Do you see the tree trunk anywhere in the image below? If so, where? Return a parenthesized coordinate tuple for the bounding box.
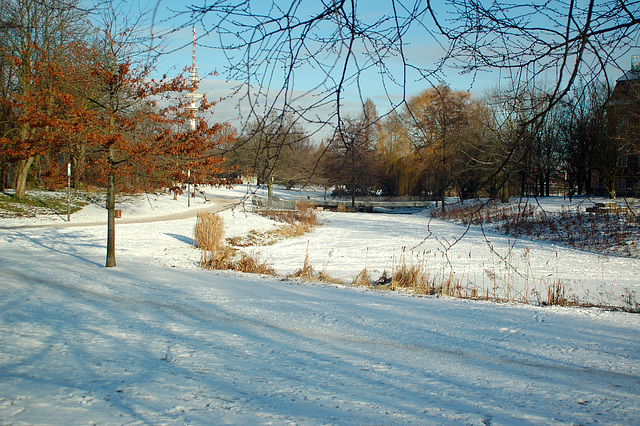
(501, 177, 509, 203)
(105, 148, 116, 267)
(14, 157, 35, 199)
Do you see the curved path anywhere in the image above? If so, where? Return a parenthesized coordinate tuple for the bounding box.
(0, 197, 238, 230)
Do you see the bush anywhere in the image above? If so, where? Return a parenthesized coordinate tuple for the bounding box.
(196, 212, 276, 275)
(352, 267, 372, 287)
(194, 212, 225, 252)
(433, 200, 639, 258)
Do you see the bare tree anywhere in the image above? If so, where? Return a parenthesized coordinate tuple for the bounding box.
(229, 112, 314, 194)
(149, 1, 638, 198)
(322, 102, 383, 207)
(157, 1, 638, 126)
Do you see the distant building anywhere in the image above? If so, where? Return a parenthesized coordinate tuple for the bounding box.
(606, 56, 640, 196)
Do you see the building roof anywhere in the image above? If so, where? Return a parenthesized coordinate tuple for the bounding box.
(617, 55, 640, 82)
(617, 69, 640, 82)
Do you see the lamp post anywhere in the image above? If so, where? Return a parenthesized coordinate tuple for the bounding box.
(67, 162, 71, 222)
(187, 169, 191, 208)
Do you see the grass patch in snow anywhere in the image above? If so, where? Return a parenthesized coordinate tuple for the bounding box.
(227, 203, 321, 247)
(0, 191, 89, 218)
(195, 212, 276, 275)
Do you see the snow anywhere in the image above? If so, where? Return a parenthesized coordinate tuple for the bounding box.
(1, 185, 639, 424)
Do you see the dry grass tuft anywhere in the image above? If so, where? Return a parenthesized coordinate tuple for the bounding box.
(195, 212, 231, 267)
(353, 267, 373, 287)
(290, 250, 315, 281)
(621, 289, 640, 313)
(390, 262, 426, 290)
(196, 212, 277, 275)
(234, 252, 277, 275)
(317, 271, 346, 285)
(546, 280, 567, 306)
(195, 212, 225, 252)
(231, 206, 321, 247)
(288, 246, 345, 284)
(438, 273, 463, 298)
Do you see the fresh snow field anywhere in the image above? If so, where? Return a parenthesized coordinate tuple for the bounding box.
(1, 185, 639, 424)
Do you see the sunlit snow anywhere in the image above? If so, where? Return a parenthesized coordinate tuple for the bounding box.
(1, 185, 638, 424)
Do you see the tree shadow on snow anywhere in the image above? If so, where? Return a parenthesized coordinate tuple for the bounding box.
(164, 233, 195, 246)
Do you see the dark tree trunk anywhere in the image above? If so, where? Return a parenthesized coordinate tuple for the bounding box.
(105, 147, 116, 267)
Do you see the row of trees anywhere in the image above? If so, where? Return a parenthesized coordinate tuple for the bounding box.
(184, 0, 639, 205)
(229, 79, 629, 204)
(0, 0, 235, 266)
(1, 0, 637, 266)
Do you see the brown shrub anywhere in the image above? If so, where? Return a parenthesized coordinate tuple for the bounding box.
(194, 212, 225, 252)
(289, 250, 314, 280)
(353, 267, 372, 287)
(234, 252, 277, 275)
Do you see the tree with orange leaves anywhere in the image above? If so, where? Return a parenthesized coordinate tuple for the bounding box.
(0, 0, 87, 198)
(84, 15, 235, 267)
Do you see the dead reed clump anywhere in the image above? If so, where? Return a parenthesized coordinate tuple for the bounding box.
(378, 258, 437, 295)
(234, 252, 277, 275)
(194, 212, 224, 252)
(621, 289, 640, 313)
(289, 250, 315, 281)
(195, 212, 234, 267)
(353, 267, 373, 287)
(391, 262, 425, 290)
(438, 273, 464, 298)
(316, 270, 346, 285)
(546, 280, 567, 306)
(195, 212, 277, 275)
(288, 247, 345, 284)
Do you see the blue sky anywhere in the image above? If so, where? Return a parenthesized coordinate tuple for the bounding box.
(83, 1, 639, 141)
(137, 0, 636, 141)
(142, 1, 504, 139)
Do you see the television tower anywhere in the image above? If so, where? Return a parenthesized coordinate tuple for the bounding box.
(185, 25, 203, 131)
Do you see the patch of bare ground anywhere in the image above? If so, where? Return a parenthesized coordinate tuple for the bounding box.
(226, 201, 320, 247)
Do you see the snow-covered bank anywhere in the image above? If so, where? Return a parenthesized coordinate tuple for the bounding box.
(1, 240, 639, 424)
(1, 186, 639, 424)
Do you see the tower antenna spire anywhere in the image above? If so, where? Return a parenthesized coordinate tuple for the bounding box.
(192, 25, 197, 71)
(186, 25, 203, 131)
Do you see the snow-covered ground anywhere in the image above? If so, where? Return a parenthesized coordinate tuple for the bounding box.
(1, 185, 639, 424)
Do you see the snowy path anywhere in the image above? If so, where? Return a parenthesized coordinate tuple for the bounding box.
(0, 197, 235, 229)
(1, 188, 639, 424)
(1, 247, 639, 425)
